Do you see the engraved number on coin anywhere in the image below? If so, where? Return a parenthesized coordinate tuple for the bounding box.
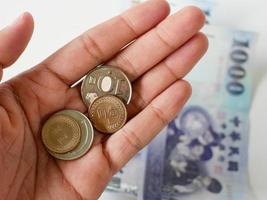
(99, 76, 112, 92)
(97, 107, 116, 124)
(87, 73, 126, 95)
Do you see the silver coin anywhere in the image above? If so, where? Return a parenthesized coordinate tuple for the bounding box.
(47, 110, 94, 160)
(81, 66, 132, 106)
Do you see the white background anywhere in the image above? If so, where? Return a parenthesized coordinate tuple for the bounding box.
(0, 0, 266, 199)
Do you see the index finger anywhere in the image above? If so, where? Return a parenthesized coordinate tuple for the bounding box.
(37, 0, 170, 85)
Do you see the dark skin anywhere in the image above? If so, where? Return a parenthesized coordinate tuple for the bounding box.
(0, 1, 208, 199)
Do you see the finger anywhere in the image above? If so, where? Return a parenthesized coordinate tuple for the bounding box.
(105, 80, 192, 173)
(37, 0, 170, 85)
(0, 12, 34, 81)
(108, 6, 205, 81)
(65, 33, 207, 116)
(128, 33, 208, 117)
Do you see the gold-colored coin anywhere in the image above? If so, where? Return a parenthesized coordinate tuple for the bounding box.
(81, 66, 132, 107)
(89, 95, 127, 134)
(42, 114, 81, 154)
(47, 110, 94, 160)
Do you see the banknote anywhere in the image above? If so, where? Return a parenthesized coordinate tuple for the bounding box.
(100, 150, 146, 200)
(100, 24, 257, 200)
(142, 25, 257, 200)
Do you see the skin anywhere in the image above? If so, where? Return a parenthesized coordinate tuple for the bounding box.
(0, 1, 208, 200)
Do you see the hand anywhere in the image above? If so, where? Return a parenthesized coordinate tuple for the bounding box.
(0, 1, 208, 199)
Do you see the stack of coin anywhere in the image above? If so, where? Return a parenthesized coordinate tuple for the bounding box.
(81, 66, 132, 134)
(41, 66, 131, 160)
(42, 110, 94, 160)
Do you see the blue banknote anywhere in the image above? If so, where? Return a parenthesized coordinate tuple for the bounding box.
(142, 25, 257, 200)
(100, 150, 146, 200)
(101, 2, 258, 200)
(100, 24, 257, 200)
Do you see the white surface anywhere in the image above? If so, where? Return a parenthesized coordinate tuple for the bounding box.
(250, 77, 267, 200)
(0, 0, 122, 81)
(0, 0, 267, 199)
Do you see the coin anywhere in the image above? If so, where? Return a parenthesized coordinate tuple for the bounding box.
(42, 114, 81, 154)
(45, 110, 94, 160)
(88, 95, 127, 134)
(81, 66, 132, 106)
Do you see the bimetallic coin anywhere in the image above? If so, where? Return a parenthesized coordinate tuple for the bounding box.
(42, 114, 81, 154)
(89, 95, 127, 134)
(81, 66, 132, 106)
(45, 110, 94, 160)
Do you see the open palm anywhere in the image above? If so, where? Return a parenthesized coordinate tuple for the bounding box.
(0, 1, 208, 200)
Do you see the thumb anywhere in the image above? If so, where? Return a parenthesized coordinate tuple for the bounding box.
(0, 12, 34, 81)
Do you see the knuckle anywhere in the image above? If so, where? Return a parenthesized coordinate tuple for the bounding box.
(111, 53, 138, 80)
(120, 126, 144, 152)
(80, 33, 105, 63)
(163, 60, 181, 80)
(119, 15, 139, 37)
(155, 25, 176, 50)
(150, 104, 169, 125)
(128, 87, 149, 117)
